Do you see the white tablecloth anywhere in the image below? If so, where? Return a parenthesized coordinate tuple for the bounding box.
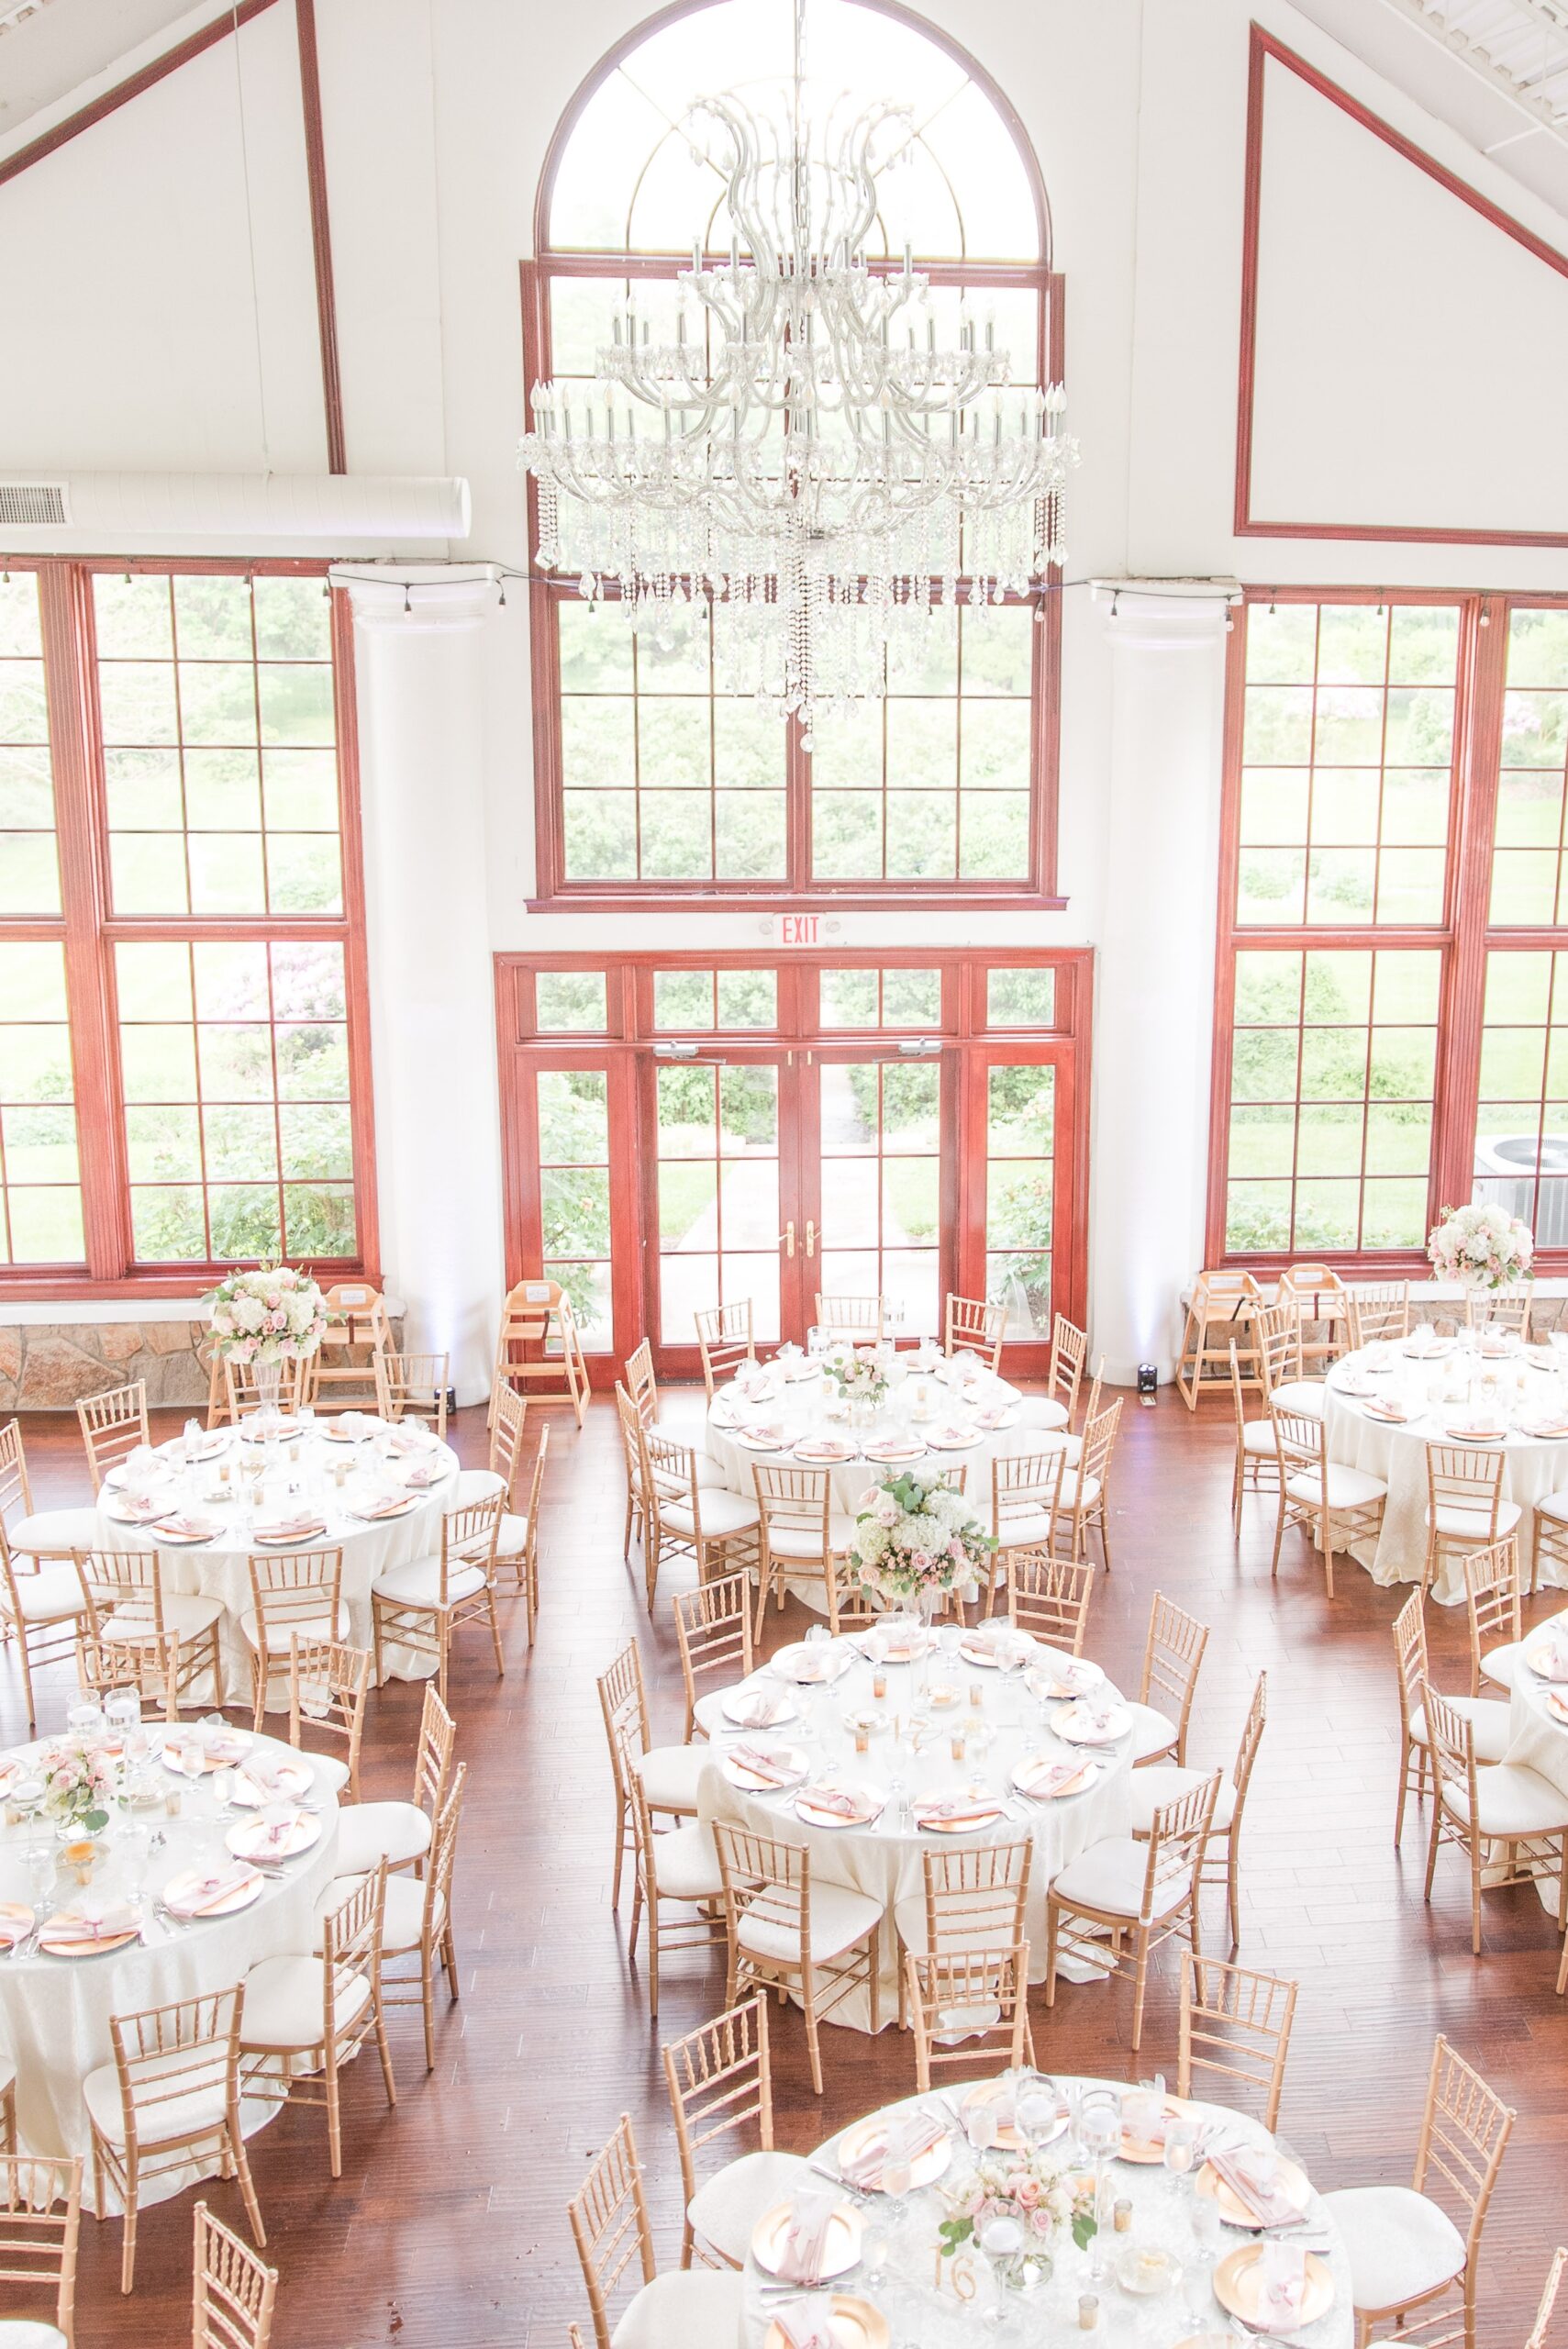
(740, 2078, 1353, 2347)
(94, 1419, 458, 1699)
(695, 1629, 1133, 2030)
(1322, 1341, 1568, 1602)
(0, 1728, 339, 2206)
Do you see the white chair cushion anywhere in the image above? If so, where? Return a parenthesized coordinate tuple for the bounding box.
(1427, 1500, 1522, 1541)
(738, 1878, 882, 1967)
(688, 2148, 812, 2266)
(83, 2054, 229, 2148)
(1127, 1702, 1178, 1765)
(494, 1513, 530, 1559)
(1015, 1398, 1069, 1432)
(1479, 1639, 1524, 1693)
(377, 1871, 443, 1955)
(371, 1555, 487, 1609)
(1240, 1421, 1276, 1458)
(632, 1743, 707, 1815)
(662, 1492, 759, 1541)
(1447, 1761, 1568, 1838)
(1129, 1767, 1237, 1838)
(2, 1564, 88, 1626)
(239, 1954, 371, 2049)
(1284, 1464, 1387, 1510)
(1538, 1487, 1568, 1525)
(1408, 1695, 1511, 1765)
(1318, 2184, 1465, 2314)
(239, 1601, 350, 1654)
(610, 2267, 746, 2349)
(651, 1822, 723, 1903)
(7, 1509, 110, 1558)
(453, 1469, 505, 1508)
(1058, 1472, 1101, 1511)
(0, 2322, 68, 2345)
(995, 1510, 1059, 1552)
(1051, 1833, 1188, 1920)
(765, 1514, 858, 1560)
(1271, 1379, 1326, 1418)
(336, 1798, 431, 1873)
(103, 1589, 224, 1643)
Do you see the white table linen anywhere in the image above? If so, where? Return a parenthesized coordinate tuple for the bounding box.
(1322, 1341, 1568, 1601)
(0, 1728, 339, 2207)
(695, 1630, 1133, 2030)
(1501, 1605, 1568, 1913)
(740, 2078, 1354, 2346)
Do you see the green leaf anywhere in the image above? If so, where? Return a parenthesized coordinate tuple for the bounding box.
(937, 2218, 974, 2257)
(83, 1808, 109, 1834)
(1071, 2212, 1096, 2252)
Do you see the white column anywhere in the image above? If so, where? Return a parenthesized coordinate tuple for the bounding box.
(340, 567, 505, 1405)
(1087, 584, 1237, 1386)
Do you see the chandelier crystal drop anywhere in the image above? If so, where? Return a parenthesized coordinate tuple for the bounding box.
(517, 0, 1077, 740)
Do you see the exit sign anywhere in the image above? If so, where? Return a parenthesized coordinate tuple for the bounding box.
(779, 912, 820, 945)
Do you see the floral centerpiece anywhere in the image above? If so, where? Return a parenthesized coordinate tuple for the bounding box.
(940, 2147, 1098, 2258)
(1427, 1203, 1534, 1294)
(206, 1264, 328, 1408)
(40, 1736, 113, 1840)
(850, 1463, 996, 1609)
(824, 1342, 888, 1412)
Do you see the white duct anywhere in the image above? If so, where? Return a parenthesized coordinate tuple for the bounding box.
(0, 473, 471, 540)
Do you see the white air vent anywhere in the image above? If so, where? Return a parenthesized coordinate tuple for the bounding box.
(0, 483, 69, 528)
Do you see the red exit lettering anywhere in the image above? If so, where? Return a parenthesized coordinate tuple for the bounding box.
(779, 913, 819, 945)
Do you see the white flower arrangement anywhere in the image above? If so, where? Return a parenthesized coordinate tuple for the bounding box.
(1427, 1203, 1534, 1293)
(849, 1462, 996, 1606)
(824, 1343, 888, 1409)
(206, 1264, 328, 1364)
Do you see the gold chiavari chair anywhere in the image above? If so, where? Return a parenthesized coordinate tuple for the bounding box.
(0, 1415, 104, 1568)
(1533, 1480, 1568, 1598)
(75, 1625, 181, 1725)
(239, 1863, 395, 2179)
(1176, 1952, 1298, 2132)
(596, 1638, 704, 1908)
(673, 1572, 752, 1741)
(74, 1549, 224, 1710)
(1269, 1404, 1387, 1599)
(1251, 1297, 1329, 1418)
(1276, 1261, 1351, 1373)
(644, 1431, 759, 1611)
(624, 1338, 706, 1442)
(624, 1339, 660, 1431)
(1129, 1590, 1208, 1768)
(0, 2154, 80, 2343)
(814, 1293, 884, 1344)
(1421, 1681, 1568, 1957)
(615, 1382, 650, 1562)
(1391, 1592, 1511, 1846)
(1424, 1443, 1520, 1598)
(987, 1450, 1067, 1617)
(193, 2199, 278, 2349)
(374, 1763, 464, 2072)
(695, 1301, 756, 1399)
(492, 1277, 590, 1429)
(1462, 1534, 1527, 1695)
(943, 1293, 1006, 1372)
(240, 1547, 347, 1730)
(752, 1463, 857, 1635)
(1131, 1672, 1267, 1948)
(336, 1680, 455, 1876)
(310, 1282, 388, 1413)
(1051, 1354, 1106, 1467)
(713, 1821, 883, 2094)
(369, 1489, 504, 1701)
(1321, 2036, 1514, 2349)
(468, 1420, 550, 1640)
(85, 1986, 262, 2294)
(0, 1427, 92, 1726)
(893, 1839, 1033, 2030)
(662, 1996, 808, 2271)
(1017, 1312, 1085, 1434)
(624, 1763, 725, 2019)
(1348, 1280, 1413, 1351)
(1176, 1271, 1263, 1409)
(1229, 1337, 1283, 1521)
(906, 1943, 1034, 2092)
(569, 2114, 744, 2349)
(1465, 1286, 1532, 1341)
(1006, 1550, 1094, 1653)
(286, 1635, 369, 1801)
(455, 1379, 526, 1509)
(1044, 1772, 1222, 2052)
(373, 1349, 450, 1439)
(222, 1354, 319, 1426)
(1527, 2247, 1567, 2348)
(76, 1382, 150, 1494)
(1050, 1397, 1121, 1572)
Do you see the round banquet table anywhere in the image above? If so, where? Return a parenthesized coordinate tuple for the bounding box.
(87, 1416, 459, 1702)
(695, 1625, 1134, 2031)
(740, 2077, 1354, 2347)
(1322, 1336, 1568, 1603)
(1501, 1603, 1568, 1911)
(0, 1726, 339, 2208)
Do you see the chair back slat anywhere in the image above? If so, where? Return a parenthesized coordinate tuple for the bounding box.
(695, 1301, 755, 1397)
(287, 1636, 369, 1798)
(569, 2113, 657, 2344)
(943, 1293, 1006, 1372)
(0, 2154, 80, 2340)
(194, 2199, 278, 2349)
(673, 1573, 752, 1735)
(1177, 1952, 1297, 2132)
(1348, 1281, 1412, 1349)
(1006, 1552, 1093, 1652)
(77, 1382, 150, 1492)
(906, 1942, 1030, 2089)
(814, 1294, 884, 1341)
(921, 1840, 1031, 1954)
(662, 1995, 771, 2192)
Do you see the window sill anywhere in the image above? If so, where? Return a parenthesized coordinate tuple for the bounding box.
(0, 1270, 384, 1314)
(526, 890, 1071, 916)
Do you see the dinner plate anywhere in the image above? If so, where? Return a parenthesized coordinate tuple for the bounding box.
(832, 2115, 951, 2195)
(1118, 2094, 1200, 2163)
(1196, 2150, 1312, 2229)
(322, 1421, 374, 1443)
(775, 1357, 823, 1385)
(1024, 1656, 1103, 1701)
(763, 2299, 888, 2349)
(733, 1427, 789, 1453)
(160, 1731, 252, 1776)
(350, 1496, 422, 1521)
(912, 1787, 1006, 1833)
(39, 1919, 140, 1958)
(958, 1635, 1026, 1671)
(100, 1496, 171, 1525)
(226, 1809, 321, 1862)
(1012, 1753, 1098, 1801)
(958, 2076, 1071, 2153)
(1212, 2243, 1335, 2332)
(924, 1427, 982, 1451)
(1051, 1699, 1132, 1745)
(751, 2200, 862, 2282)
(720, 1742, 809, 1794)
(1527, 1642, 1568, 1683)
(251, 1520, 331, 1545)
(794, 1439, 859, 1464)
(794, 1783, 884, 1829)
(157, 1433, 229, 1464)
(0, 1904, 33, 1949)
(719, 1687, 799, 1731)
(161, 1864, 264, 1919)
(231, 1755, 316, 1807)
(150, 1519, 220, 1545)
(239, 1417, 305, 1442)
(771, 1642, 852, 1686)
(861, 1439, 927, 1464)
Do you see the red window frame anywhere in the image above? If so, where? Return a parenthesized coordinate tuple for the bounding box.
(1207, 584, 1568, 1275)
(0, 557, 378, 1300)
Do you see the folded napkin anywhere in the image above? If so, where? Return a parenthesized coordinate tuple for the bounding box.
(1453, 1419, 1507, 1439)
(246, 1809, 305, 1854)
(1530, 1636, 1568, 1683)
(1015, 1755, 1094, 1799)
(728, 1690, 790, 1729)
(795, 1439, 850, 1459)
(1546, 1690, 1568, 1727)
(352, 1495, 413, 1521)
(1362, 1398, 1412, 1423)
(113, 1494, 166, 1522)
(840, 2110, 947, 2188)
(0, 1906, 32, 1948)
(166, 1863, 257, 1918)
(237, 1754, 300, 1801)
(1258, 2243, 1309, 2326)
(45, 1901, 138, 1945)
(254, 1513, 327, 1541)
(740, 1422, 786, 1447)
(386, 1430, 435, 1456)
(775, 2193, 839, 2287)
(1207, 2148, 1301, 2228)
(798, 1782, 862, 1820)
(914, 1790, 1000, 1827)
(153, 1511, 217, 1540)
(1524, 1420, 1568, 1440)
(728, 1743, 799, 1787)
(973, 1405, 1015, 1430)
(768, 2299, 835, 2349)
(784, 1651, 840, 1685)
(935, 1424, 973, 1442)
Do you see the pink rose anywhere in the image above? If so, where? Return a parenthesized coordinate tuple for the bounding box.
(1029, 2208, 1053, 2237)
(1013, 2177, 1041, 2210)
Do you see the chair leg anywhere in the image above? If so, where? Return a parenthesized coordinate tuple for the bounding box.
(802, 1968, 824, 2095)
(230, 2125, 265, 2248)
(1470, 1842, 1484, 1956)
(610, 1788, 627, 1909)
(119, 2174, 139, 2295)
(1423, 1795, 1444, 1905)
(485, 1588, 506, 1680)
(422, 1939, 437, 2070)
(867, 1923, 880, 2035)
(1044, 1898, 1060, 2009)
(372, 1599, 385, 1689)
(1227, 1840, 1241, 1951)
(17, 1634, 37, 1731)
(1129, 1925, 1151, 2051)
(325, 2050, 343, 2178)
(1395, 1739, 1411, 1845)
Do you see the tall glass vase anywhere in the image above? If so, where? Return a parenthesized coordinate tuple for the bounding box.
(254, 1354, 284, 1424)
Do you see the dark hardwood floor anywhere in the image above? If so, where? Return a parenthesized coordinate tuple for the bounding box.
(11, 1388, 1568, 2343)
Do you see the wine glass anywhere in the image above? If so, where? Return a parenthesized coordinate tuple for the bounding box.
(1162, 2116, 1198, 2212)
(1076, 2091, 1121, 2281)
(880, 2111, 916, 2229)
(1016, 2072, 1060, 2155)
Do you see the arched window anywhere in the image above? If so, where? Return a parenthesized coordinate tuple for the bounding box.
(521, 0, 1063, 910)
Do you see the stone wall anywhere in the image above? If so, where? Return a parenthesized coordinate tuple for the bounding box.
(0, 1322, 212, 1412)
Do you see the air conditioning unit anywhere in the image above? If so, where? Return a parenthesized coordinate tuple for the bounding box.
(0, 474, 469, 540)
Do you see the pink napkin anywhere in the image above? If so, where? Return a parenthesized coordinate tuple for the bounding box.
(168, 1864, 256, 1918)
(386, 1431, 435, 1456)
(154, 1511, 217, 1540)
(798, 1782, 861, 1820)
(1015, 1756, 1093, 1800)
(775, 2195, 838, 2286)
(255, 1513, 326, 1541)
(45, 1901, 137, 1945)
(840, 2110, 947, 2188)
(398, 1461, 443, 1488)
(1258, 2243, 1309, 2327)
(936, 1424, 973, 1443)
(974, 1405, 1015, 1430)
(1208, 2149, 1302, 2228)
(914, 1791, 1000, 1827)
(769, 2300, 835, 2349)
(728, 1691, 789, 1729)
(114, 1495, 165, 1522)
(728, 1744, 798, 1787)
(237, 1755, 298, 1801)
(1362, 1399, 1411, 1423)
(353, 1495, 412, 1521)
(248, 1810, 303, 1854)
(1532, 1636, 1568, 1683)
(740, 1423, 786, 1447)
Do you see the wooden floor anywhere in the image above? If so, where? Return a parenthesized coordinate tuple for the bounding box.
(12, 1387, 1568, 2343)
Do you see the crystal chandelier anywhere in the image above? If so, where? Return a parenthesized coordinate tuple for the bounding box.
(517, 0, 1077, 739)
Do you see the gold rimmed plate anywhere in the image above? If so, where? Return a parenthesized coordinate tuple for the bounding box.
(925, 1427, 982, 1451)
(1528, 1643, 1568, 1684)
(39, 1915, 140, 1958)
(1118, 2094, 1199, 2163)
(1212, 2243, 1335, 2332)
(227, 1809, 321, 1862)
(751, 2200, 862, 2282)
(161, 1864, 264, 1919)
(0, 1903, 34, 1950)
(793, 1439, 860, 1464)
(772, 1643, 852, 1686)
(912, 1790, 1006, 1834)
(1012, 1753, 1097, 1801)
(762, 2296, 888, 2349)
(720, 1687, 799, 1731)
(721, 1742, 809, 1794)
(1051, 1700, 1132, 1746)
(832, 2115, 951, 2195)
(1196, 2151, 1312, 2230)
(231, 1756, 316, 1808)
(794, 1783, 884, 1830)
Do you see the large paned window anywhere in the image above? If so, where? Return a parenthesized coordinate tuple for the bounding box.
(0, 561, 376, 1292)
(1211, 589, 1568, 1269)
(522, 0, 1063, 910)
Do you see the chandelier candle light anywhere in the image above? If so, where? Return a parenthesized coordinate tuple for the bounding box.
(518, 0, 1076, 738)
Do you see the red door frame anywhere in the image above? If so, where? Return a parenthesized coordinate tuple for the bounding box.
(962, 1040, 1073, 1346)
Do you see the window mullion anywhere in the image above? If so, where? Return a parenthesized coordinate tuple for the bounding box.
(786, 707, 811, 889)
(1435, 592, 1507, 1228)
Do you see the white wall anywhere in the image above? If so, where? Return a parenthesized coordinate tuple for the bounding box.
(4, 0, 1567, 1372)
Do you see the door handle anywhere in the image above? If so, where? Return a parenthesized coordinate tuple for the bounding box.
(779, 1222, 795, 1258)
(805, 1220, 817, 1258)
